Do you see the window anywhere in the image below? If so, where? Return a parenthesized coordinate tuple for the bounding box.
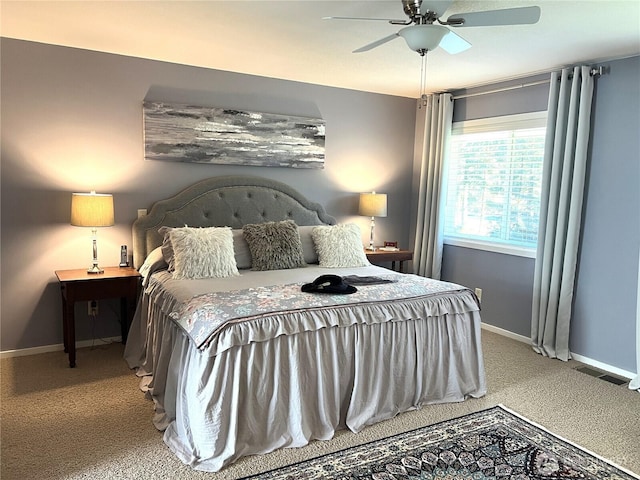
(443, 112, 547, 257)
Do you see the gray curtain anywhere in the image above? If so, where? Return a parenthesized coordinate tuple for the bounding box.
(630, 249, 640, 391)
(413, 93, 453, 280)
(531, 66, 595, 360)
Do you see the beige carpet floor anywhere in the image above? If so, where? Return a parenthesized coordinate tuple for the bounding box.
(1, 330, 639, 479)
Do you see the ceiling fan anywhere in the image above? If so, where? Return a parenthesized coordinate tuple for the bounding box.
(325, 0, 541, 56)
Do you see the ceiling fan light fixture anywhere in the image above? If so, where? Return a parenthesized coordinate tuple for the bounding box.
(399, 24, 448, 54)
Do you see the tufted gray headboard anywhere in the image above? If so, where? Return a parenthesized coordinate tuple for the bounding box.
(132, 175, 336, 269)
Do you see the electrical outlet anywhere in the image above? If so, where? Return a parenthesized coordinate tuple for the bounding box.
(88, 300, 98, 316)
(474, 288, 483, 303)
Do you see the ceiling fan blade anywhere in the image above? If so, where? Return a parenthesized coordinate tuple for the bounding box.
(438, 30, 471, 54)
(323, 16, 407, 23)
(353, 33, 400, 53)
(447, 6, 541, 27)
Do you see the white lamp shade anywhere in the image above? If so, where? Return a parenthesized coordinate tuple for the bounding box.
(359, 192, 388, 218)
(399, 24, 448, 53)
(71, 192, 114, 227)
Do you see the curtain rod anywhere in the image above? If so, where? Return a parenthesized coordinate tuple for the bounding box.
(452, 79, 549, 100)
(451, 66, 604, 101)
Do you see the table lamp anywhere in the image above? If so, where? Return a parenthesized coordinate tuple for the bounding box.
(71, 191, 114, 273)
(359, 192, 387, 251)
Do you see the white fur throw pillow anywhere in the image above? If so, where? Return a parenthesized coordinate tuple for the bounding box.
(169, 226, 239, 279)
(311, 223, 370, 268)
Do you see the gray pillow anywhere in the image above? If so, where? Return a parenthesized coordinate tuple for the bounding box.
(297, 225, 319, 264)
(139, 246, 168, 279)
(242, 220, 306, 271)
(158, 226, 176, 272)
(232, 229, 253, 269)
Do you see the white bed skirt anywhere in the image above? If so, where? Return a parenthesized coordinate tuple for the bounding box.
(125, 292, 487, 472)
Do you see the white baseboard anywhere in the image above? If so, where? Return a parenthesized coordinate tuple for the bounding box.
(3, 326, 636, 381)
(0, 336, 122, 359)
(481, 322, 635, 380)
(570, 352, 635, 381)
(481, 322, 530, 344)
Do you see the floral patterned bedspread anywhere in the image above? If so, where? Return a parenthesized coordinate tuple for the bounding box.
(167, 274, 477, 350)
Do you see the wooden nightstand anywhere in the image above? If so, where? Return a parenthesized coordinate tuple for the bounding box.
(366, 249, 413, 273)
(55, 266, 141, 367)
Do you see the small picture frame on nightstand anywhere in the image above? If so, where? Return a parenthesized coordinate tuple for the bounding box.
(380, 241, 399, 252)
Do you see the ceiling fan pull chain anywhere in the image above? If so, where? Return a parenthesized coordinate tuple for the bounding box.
(419, 53, 428, 108)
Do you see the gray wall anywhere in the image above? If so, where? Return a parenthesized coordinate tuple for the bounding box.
(0, 38, 416, 351)
(441, 75, 549, 338)
(440, 58, 640, 373)
(571, 56, 640, 371)
(2, 37, 638, 376)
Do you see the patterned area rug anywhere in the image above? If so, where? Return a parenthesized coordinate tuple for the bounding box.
(243, 405, 638, 480)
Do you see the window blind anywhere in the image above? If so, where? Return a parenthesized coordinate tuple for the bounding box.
(444, 112, 547, 254)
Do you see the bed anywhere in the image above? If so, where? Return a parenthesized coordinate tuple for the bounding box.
(124, 175, 486, 472)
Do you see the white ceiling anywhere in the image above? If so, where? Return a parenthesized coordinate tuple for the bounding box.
(2, 0, 639, 98)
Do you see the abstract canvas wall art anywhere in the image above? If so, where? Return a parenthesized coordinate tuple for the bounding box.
(143, 102, 325, 169)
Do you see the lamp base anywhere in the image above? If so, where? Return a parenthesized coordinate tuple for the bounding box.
(87, 265, 104, 274)
(87, 234, 104, 273)
(367, 217, 377, 252)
